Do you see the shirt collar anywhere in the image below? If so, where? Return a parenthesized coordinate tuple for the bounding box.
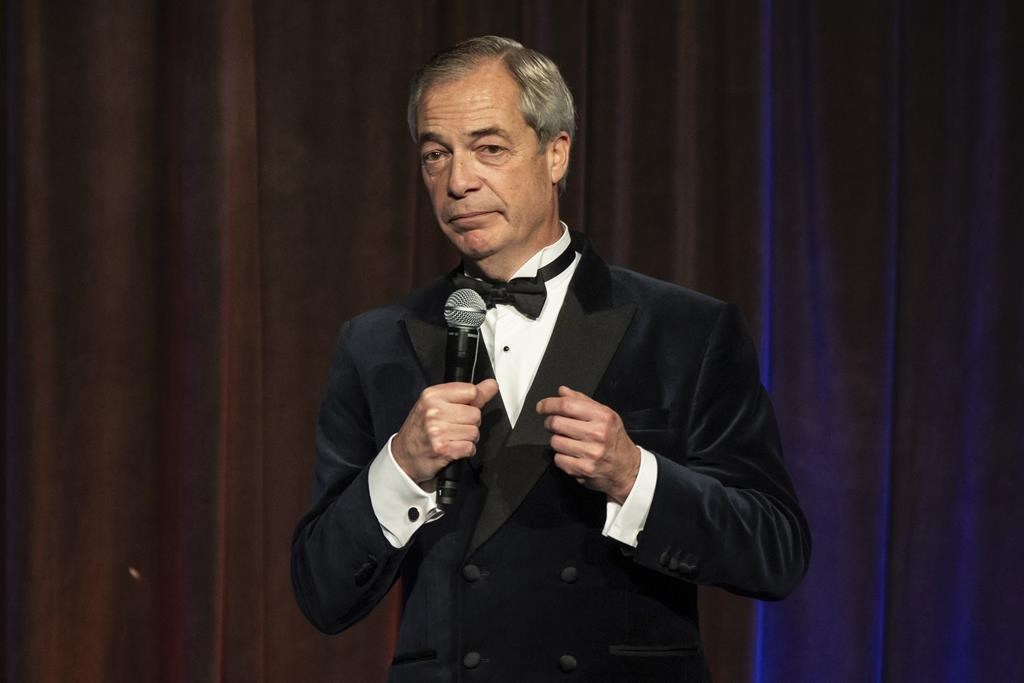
(508, 222, 573, 280)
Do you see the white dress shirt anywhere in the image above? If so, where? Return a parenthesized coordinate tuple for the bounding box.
(367, 226, 658, 548)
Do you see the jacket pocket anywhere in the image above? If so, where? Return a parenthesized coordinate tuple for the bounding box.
(609, 643, 700, 657)
(391, 649, 437, 665)
(619, 406, 671, 430)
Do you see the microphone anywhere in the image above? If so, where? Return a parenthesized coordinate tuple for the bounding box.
(437, 288, 487, 508)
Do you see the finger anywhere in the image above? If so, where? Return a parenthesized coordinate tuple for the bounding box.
(427, 423, 480, 447)
(552, 452, 595, 478)
(543, 414, 593, 441)
(470, 378, 499, 408)
(550, 434, 599, 460)
(431, 402, 485, 426)
(437, 439, 478, 461)
(537, 386, 597, 417)
(558, 385, 588, 399)
(536, 395, 601, 420)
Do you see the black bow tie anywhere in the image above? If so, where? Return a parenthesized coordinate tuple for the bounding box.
(450, 244, 576, 319)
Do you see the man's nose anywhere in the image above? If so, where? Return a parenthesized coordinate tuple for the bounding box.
(447, 155, 480, 198)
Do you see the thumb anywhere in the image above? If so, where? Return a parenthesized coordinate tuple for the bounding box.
(471, 378, 500, 407)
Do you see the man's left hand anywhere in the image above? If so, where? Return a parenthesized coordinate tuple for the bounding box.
(536, 386, 641, 504)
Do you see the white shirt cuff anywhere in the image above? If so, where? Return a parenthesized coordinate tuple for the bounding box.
(602, 447, 658, 548)
(367, 434, 444, 548)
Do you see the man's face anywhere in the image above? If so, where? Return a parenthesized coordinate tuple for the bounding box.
(416, 60, 569, 279)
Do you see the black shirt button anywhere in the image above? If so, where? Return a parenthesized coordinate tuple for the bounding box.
(462, 564, 482, 582)
(558, 654, 577, 672)
(560, 566, 578, 583)
(407, 507, 419, 522)
(463, 651, 481, 668)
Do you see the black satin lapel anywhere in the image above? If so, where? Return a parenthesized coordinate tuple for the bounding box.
(468, 344, 511, 475)
(401, 317, 446, 386)
(468, 292, 637, 555)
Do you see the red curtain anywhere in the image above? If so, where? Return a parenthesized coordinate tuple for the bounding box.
(5, 1, 1022, 681)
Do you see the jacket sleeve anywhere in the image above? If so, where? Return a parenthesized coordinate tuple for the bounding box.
(291, 320, 409, 634)
(632, 303, 811, 600)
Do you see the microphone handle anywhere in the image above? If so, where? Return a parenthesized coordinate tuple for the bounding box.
(437, 326, 480, 508)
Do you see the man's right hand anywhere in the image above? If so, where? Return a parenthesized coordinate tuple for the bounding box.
(392, 379, 499, 488)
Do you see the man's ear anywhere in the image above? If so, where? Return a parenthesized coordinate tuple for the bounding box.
(547, 132, 571, 185)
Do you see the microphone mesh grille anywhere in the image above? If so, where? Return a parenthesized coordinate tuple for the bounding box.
(444, 288, 487, 329)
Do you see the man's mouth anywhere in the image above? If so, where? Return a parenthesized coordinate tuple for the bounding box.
(448, 211, 496, 226)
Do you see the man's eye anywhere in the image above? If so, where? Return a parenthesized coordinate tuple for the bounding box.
(422, 150, 447, 164)
(478, 145, 504, 155)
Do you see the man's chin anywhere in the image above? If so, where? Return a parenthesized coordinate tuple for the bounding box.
(446, 227, 500, 261)
(456, 243, 498, 265)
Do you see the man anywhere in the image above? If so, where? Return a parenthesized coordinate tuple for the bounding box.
(292, 36, 810, 682)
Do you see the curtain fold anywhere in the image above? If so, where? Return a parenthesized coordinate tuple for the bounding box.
(4, 1, 1022, 681)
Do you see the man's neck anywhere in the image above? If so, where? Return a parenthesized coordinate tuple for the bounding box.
(468, 223, 568, 282)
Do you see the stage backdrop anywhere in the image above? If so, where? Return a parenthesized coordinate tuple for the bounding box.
(4, 1, 1022, 681)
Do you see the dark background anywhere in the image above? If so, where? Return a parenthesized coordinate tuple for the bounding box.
(4, 1, 1022, 681)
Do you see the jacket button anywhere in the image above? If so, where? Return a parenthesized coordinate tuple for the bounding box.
(678, 553, 699, 573)
(463, 651, 481, 668)
(558, 654, 577, 672)
(462, 564, 482, 582)
(353, 554, 377, 587)
(560, 566, 578, 583)
(407, 507, 420, 521)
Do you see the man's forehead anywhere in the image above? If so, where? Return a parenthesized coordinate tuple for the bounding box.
(418, 126, 515, 147)
(417, 63, 525, 131)
(424, 59, 513, 98)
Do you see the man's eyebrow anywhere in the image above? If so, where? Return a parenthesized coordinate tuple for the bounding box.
(418, 131, 449, 146)
(418, 128, 511, 146)
(469, 127, 512, 140)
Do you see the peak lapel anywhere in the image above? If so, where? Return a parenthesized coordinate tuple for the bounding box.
(468, 289, 636, 555)
(402, 316, 446, 387)
(463, 345, 511, 475)
(399, 275, 455, 386)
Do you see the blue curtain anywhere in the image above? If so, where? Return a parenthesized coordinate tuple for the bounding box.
(4, 1, 1021, 680)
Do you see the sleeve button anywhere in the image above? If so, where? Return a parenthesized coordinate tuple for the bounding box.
(678, 553, 699, 573)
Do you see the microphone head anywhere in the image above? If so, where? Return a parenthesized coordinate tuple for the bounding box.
(444, 288, 487, 330)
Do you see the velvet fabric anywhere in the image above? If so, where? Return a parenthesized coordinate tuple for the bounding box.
(4, 1, 1022, 681)
(291, 234, 809, 680)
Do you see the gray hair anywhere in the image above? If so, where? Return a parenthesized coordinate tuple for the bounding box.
(407, 36, 576, 190)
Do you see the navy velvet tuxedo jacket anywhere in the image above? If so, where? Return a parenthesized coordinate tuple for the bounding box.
(292, 233, 810, 682)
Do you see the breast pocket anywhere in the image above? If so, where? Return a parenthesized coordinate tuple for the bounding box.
(619, 407, 671, 430)
(607, 642, 706, 682)
(620, 407, 677, 455)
